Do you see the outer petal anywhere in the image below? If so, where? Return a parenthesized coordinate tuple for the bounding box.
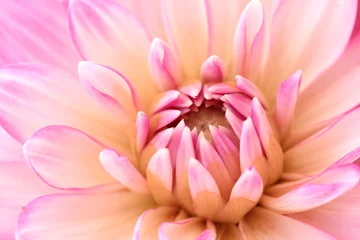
(159, 218, 209, 240)
(241, 207, 336, 239)
(205, 0, 250, 65)
(259, 0, 357, 104)
(24, 126, 115, 189)
(162, 0, 208, 79)
(0, 0, 80, 72)
(115, 0, 167, 40)
(0, 63, 128, 151)
(69, 0, 158, 108)
(133, 207, 178, 240)
(0, 162, 58, 239)
(285, 106, 360, 174)
(290, 183, 360, 239)
(294, 33, 360, 129)
(16, 186, 155, 239)
(261, 164, 360, 214)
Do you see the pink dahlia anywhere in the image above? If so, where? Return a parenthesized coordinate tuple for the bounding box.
(1, 0, 360, 239)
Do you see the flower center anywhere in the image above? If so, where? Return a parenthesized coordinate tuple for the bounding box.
(139, 80, 284, 224)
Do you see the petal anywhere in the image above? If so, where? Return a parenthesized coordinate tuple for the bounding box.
(162, 0, 208, 78)
(136, 112, 150, 153)
(259, 0, 357, 104)
(235, 75, 268, 108)
(232, 0, 264, 79)
(0, 0, 80, 73)
(0, 127, 23, 162)
(148, 38, 181, 90)
(69, 0, 157, 107)
(0, 63, 127, 151)
(241, 207, 336, 239)
(100, 149, 149, 194)
(116, 0, 167, 40)
(16, 186, 155, 239)
(205, 0, 250, 65)
(24, 125, 115, 189)
(285, 106, 360, 174)
(78, 61, 138, 123)
(294, 34, 360, 129)
(146, 148, 177, 205)
(261, 164, 360, 214)
(289, 182, 360, 239)
(274, 70, 302, 137)
(200, 55, 226, 83)
(209, 125, 240, 181)
(159, 218, 208, 240)
(133, 207, 178, 240)
(0, 161, 58, 239)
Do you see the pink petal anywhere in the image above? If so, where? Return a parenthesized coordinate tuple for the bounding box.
(162, 0, 208, 78)
(0, 0, 80, 73)
(199, 137, 234, 199)
(146, 148, 177, 206)
(16, 185, 155, 239)
(136, 112, 150, 153)
(116, 0, 167, 40)
(285, 106, 360, 174)
(241, 207, 336, 239)
(148, 38, 181, 90)
(100, 149, 149, 194)
(240, 118, 263, 172)
(188, 158, 220, 198)
(259, 0, 357, 103)
(0, 127, 23, 162)
(230, 167, 263, 202)
(78, 61, 138, 123)
(261, 164, 360, 214)
(294, 33, 360, 129)
(0, 161, 58, 239)
(133, 207, 178, 240)
(250, 98, 271, 156)
(159, 218, 208, 240)
(69, 0, 158, 106)
(274, 70, 302, 137)
(200, 55, 226, 83)
(24, 125, 114, 189)
(225, 108, 244, 139)
(0, 63, 126, 151)
(235, 75, 268, 108)
(179, 82, 202, 98)
(232, 0, 264, 79)
(147, 148, 173, 192)
(151, 90, 180, 114)
(150, 110, 181, 131)
(289, 183, 360, 239)
(209, 125, 240, 181)
(205, 0, 249, 65)
(222, 93, 252, 117)
(167, 120, 186, 165)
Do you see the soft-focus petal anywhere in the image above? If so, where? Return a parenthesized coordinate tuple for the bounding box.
(285, 106, 360, 174)
(78, 61, 138, 123)
(69, 0, 158, 107)
(240, 207, 336, 239)
(24, 125, 115, 189)
(289, 183, 360, 239)
(261, 164, 360, 214)
(100, 149, 150, 194)
(0, 63, 128, 152)
(159, 218, 209, 240)
(16, 185, 155, 239)
(133, 207, 178, 240)
(0, 0, 81, 73)
(260, 0, 357, 104)
(0, 161, 58, 239)
(294, 33, 360, 129)
(162, 0, 208, 78)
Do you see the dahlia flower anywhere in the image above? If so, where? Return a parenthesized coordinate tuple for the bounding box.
(1, 0, 360, 239)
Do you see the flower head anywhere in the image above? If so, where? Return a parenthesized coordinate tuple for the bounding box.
(1, 0, 360, 239)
